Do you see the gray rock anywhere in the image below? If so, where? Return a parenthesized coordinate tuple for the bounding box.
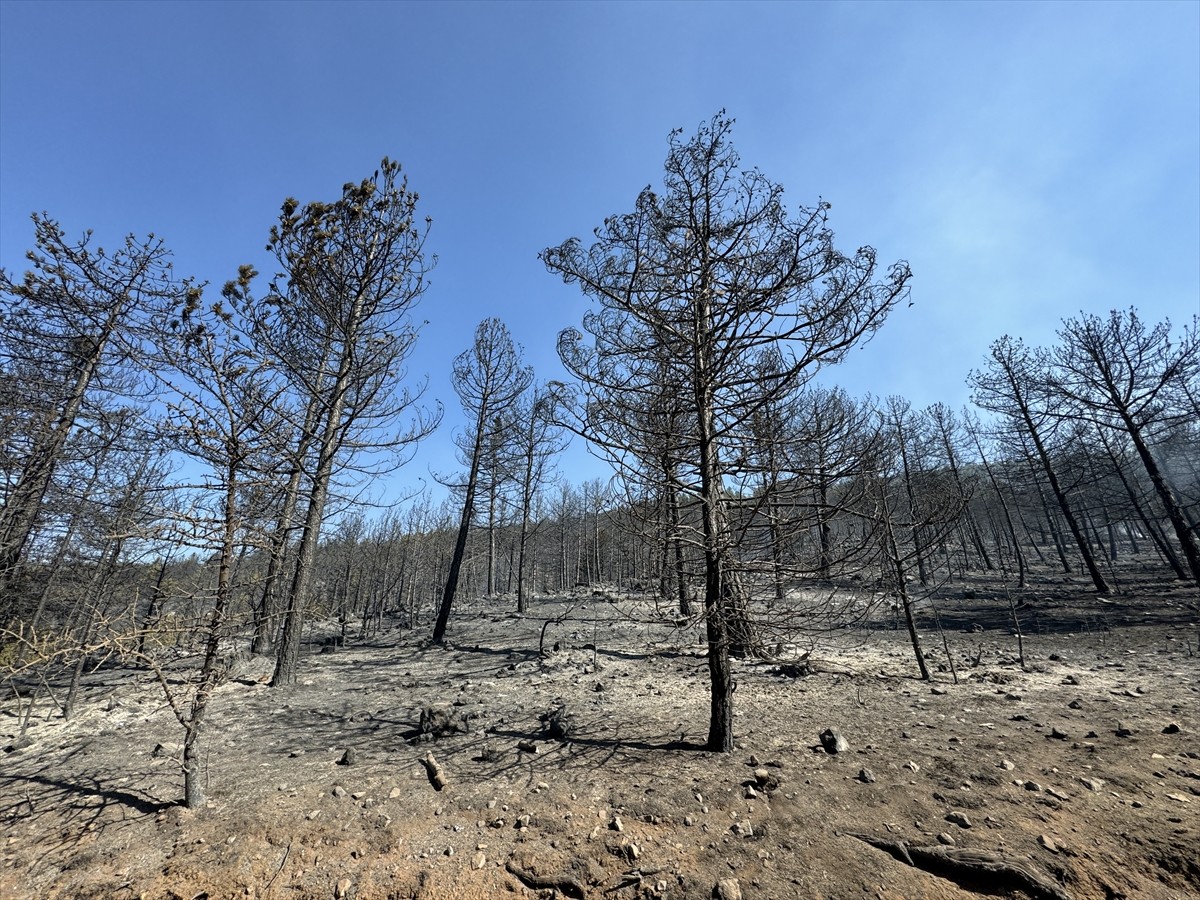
(945, 811, 972, 828)
(820, 728, 849, 754)
(857, 768, 876, 784)
(714, 877, 743, 900)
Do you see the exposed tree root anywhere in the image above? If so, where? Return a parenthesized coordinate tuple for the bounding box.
(505, 858, 587, 898)
(846, 831, 1071, 900)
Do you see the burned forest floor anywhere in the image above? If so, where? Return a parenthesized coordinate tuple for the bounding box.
(2, 562, 1199, 900)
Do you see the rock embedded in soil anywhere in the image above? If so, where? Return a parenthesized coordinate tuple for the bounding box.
(714, 878, 743, 900)
(857, 768, 876, 784)
(945, 812, 972, 828)
(754, 768, 779, 791)
(820, 728, 849, 754)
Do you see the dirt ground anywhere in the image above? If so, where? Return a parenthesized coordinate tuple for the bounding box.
(3, 565, 1198, 900)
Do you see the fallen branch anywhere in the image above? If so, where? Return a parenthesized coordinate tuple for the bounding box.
(505, 858, 586, 899)
(419, 751, 447, 791)
(845, 832, 1071, 900)
(263, 840, 292, 898)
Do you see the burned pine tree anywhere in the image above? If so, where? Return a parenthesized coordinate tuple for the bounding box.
(543, 113, 911, 752)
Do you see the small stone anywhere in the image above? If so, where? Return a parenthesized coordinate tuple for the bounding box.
(937, 832, 955, 846)
(904, 761, 920, 773)
(1049, 728, 1069, 740)
(748, 754, 760, 766)
(753, 768, 779, 791)
(624, 842, 641, 861)
(1115, 722, 1134, 737)
(515, 814, 531, 829)
(388, 787, 402, 799)
(857, 768, 876, 784)
(305, 810, 320, 821)
(714, 877, 743, 900)
(684, 815, 695, 826)
(335, 878, 352, 898)
(819, 728, 849, 754)
(945, 812, 971, 828)
(336, 749, 356, 766)
(1080, 778, 1105, 792)
(517, 739, 538, 753)
(931, 685, 948, 695)
(1024, 781, 1043, 793)
(332, 785, 347, 798)
(610, 815, 624, 832)
(1039, 834, 1059, 853)
(1068, 699, 1084, 710)
(1062, 675, 1079, 685)
(999, 759, 1015, 770)
(1162, 722, 1182, 735)
(732, 820, 755, 837)
(472, 851, 486, 870)
(744, 785, 758, 799)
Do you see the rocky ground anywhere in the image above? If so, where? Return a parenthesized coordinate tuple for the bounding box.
(2, 564, 1198, 900)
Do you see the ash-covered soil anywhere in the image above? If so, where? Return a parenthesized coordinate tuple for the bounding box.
(3, 569, 1198, 900)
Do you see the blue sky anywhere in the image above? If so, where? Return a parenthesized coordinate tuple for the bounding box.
(2, 0, 1197, 503)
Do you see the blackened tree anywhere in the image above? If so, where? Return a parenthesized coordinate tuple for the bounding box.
(543, 113, 911, 751)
